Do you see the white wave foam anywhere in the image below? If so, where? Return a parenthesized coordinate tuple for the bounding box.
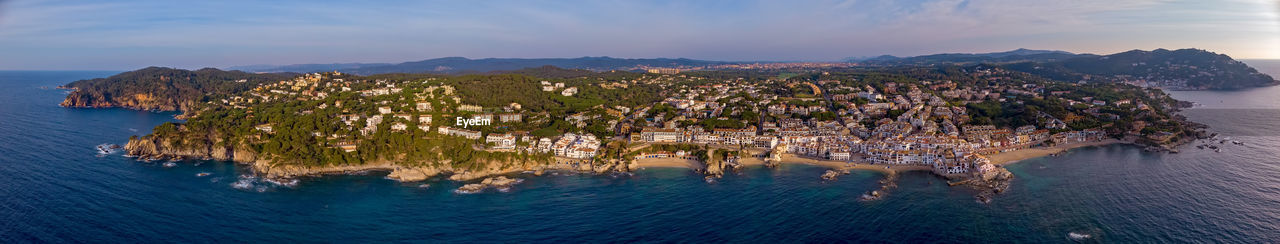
(264, 178, 299, 188)
(95, 143, 120, 155)
(1067, 232, 1092, 241)
(230, 174, 296, 191)
(230, 178, 255, 190)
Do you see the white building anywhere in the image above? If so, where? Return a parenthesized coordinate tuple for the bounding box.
(561, 87, 579, 96)
(499, 113, 522, 123)
(486, 133, 517, 149)
(416, 101, 433, 111)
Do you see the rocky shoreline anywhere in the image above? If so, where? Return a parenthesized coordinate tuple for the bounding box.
(59, 89, 191, 112)
(126, 131, 1041, 205)
(125, 133, 1017, 202)
(125, 133, 913, 197)
(123, 134, 637, 187)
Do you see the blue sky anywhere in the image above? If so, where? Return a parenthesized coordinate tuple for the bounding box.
(0, 0, 1277, 70)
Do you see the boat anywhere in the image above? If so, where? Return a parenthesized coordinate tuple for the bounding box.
(163, 162, 177, 167)
(1232, 141, 1243, 145)
(195, 172, 212, 177)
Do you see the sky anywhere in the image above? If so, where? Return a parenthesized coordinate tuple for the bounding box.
(0, 0, 1277, 70)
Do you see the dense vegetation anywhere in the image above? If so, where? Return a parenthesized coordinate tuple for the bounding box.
(858, 48, 1276, 90)
(859, 48, 1078, 65)
(1028, 49, 1277, 89)
(61, 67, 290, 111)
(101, 48, 1257, 169)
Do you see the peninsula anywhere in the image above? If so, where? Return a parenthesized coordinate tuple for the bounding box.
(64, 49, 1272, 197)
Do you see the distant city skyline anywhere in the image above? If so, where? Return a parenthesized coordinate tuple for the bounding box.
(0, 0, 1277, 70)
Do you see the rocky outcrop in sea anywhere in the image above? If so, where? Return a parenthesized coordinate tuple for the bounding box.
(454, 176, 524, 194)
(821, 169, 850, 181)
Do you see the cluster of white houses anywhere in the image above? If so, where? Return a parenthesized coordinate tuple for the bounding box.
(437, 126, 482, 140)
(630, 119, 1104, 176)
(279, 78, 607, 160)
(235, 70, 1131, 177)
(549, 133, 600, 159)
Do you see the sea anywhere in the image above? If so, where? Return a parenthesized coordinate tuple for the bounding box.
(1, 70, 1278, 243)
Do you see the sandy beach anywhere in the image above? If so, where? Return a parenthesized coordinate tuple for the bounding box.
(636, 153, 932, 176)
(777, 154, 934, 175)
(986, 139, 1123, 165)
(634, 139, 1120, 175)
(634, 157, 704, 170)
(738, 156, 767, 167)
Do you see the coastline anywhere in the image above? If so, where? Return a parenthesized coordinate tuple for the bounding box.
(986, 139, 1125, 165)
(255, 159, 599, 183)
(633, 157, 704, 170)
(634, 153, 932, 176)
(135, 137, 1123, 186)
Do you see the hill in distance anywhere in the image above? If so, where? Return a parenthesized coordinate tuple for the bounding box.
(852, 48, 1277, 90)
(232, 56, 726, 75)
(217, 48, 1274, 90)
(228, 63, 393, 73)
(853, 48, 1078, 64)
(60, 67, 291, 111)
(1002, 48, 1278, 90)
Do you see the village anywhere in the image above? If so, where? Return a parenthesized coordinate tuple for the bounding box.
(198, 66, 1180, 187)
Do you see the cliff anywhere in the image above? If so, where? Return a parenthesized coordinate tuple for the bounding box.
(124, 133, 631, 183)
(59, 67, 289, 111)
(62, 91, 191, 111)
(124, 134, 258, 162)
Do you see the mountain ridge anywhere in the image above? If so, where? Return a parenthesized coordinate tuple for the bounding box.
(854, 48, 1080, 64)
(1002, 48, 1278, 89)
(231, 56, 727, 74)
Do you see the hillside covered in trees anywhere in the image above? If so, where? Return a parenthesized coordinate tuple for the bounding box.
(1008, 49, 1278, 90)
(856, 48, 1277, 90)
(60, 67, 290, 111)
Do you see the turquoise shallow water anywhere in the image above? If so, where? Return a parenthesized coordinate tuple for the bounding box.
(1, 71, 1278, 242)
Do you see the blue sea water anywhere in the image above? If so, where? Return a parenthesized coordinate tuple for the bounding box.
(1, 71, 1278, 242)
